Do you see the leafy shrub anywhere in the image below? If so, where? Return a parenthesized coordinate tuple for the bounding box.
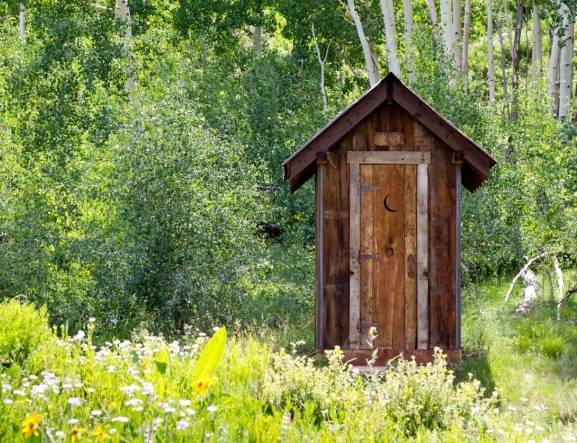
(263, 347, 496, 438)
(0, 299, 53, 367)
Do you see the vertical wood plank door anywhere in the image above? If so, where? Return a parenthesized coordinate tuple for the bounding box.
(348, 152, 429, 350)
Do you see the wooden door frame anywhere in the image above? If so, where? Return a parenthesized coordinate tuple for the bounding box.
(348, 151, 430, 350)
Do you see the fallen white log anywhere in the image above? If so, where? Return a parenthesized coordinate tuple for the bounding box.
(504, 252, 549, 301)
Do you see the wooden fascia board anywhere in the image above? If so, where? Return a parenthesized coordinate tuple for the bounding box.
(284, 79, 391, 192)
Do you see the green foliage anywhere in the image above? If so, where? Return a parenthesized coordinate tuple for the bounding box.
(0, 299, 52, 367)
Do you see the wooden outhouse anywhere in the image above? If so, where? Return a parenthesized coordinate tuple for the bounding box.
(283, 73, 496, 365)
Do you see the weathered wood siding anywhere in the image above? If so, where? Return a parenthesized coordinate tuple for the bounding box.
(316, 103, 460, 350)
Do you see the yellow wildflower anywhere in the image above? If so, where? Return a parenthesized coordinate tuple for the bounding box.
(192, 376, 214, 395)
(21, 412, 42, 439)
(91, 425, 108, 441)
(71, 426, 86, 443)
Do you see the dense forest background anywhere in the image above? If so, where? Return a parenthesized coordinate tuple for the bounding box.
(1, 0, 576, 339)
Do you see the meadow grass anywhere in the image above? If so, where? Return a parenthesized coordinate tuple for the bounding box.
(1, 274, 577, 442)
(458, 272, 577, 438)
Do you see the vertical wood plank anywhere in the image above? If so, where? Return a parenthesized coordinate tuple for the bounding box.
(315, 162, 325, 348)
(359, 165, 374, 348)
(455, 163, 462, 348)
(404, 165, 417, 349)
(429, 141, 456, 348)
(322, 150, 338, 347)
(337, 141, 351, 346)
(371, 164, 405, 349)
(349, 162, 361, 349)
(417, 162, 429, 349)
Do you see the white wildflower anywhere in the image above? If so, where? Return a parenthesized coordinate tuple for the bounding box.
(179, 399, 191, 407)
(68, 397, 83, 407)
(141, 383, 155, 396)
(13, 389, 25, 396)
(185, 408, 195, 416)
(55, 431, 66, 438)
(88, 317, 96, 323)
(120, 384, 139, 396)
(207, 404, 217, 413)
(3, 399, 13, 405)
(91, 410, 102, 417)
(111, 416, 129, 423)
(68, 419, 79, 425)
(176, 419, 189, 431)
(125, 398, 142, 407)
(73, 330, 85, 341)
(107, 365, 116, 373)
(161, 404, 176, 414)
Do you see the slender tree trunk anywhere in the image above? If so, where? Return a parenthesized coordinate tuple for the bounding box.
(487, 0, 496, 104)
(531, 3, 542, 81)
(425, 0, 441, 44)
(403, 0, 415, 82)
(510, 0, 524, 120)
(115, 0, 136, 93)
(462, 0, 472, 90)
(453, 0, 462, 71)
(548, 27, 561, 111)
(440, 0, 454, 61)
(18, 0, 25, 44)
(347, 0, 381, 86)
(559, 2, 574, 119)
(496, 19, 509, 110)
(311, 23, 330, 114)
(379, 0, 401, 75)
(553, 256, 565, 321)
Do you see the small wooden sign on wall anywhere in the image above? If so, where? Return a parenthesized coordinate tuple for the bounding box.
(374, 132, 405, 146)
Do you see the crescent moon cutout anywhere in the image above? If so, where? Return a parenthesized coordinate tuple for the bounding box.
(384, 195, 398, 213)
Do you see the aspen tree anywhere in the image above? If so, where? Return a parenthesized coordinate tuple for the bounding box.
(379, 0, 401, 75)
(462, 0, 472, 90)
(487, 0, 496, 104)
(403, 0, 415, 82)
(347, 0, 381, 86)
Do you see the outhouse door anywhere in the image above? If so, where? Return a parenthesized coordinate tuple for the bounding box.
(348, 151, 430, 351)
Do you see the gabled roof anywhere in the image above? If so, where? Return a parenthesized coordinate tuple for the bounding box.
(283, 73, 496, 192)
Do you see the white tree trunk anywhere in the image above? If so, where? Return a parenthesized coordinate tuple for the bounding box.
(547, 28, 561, 108)
(347, 0, 381, 86)
(462, 0, 472, 90)
(379, 0, 401, 76)
(531, 3, 542, 81)
(440, 0, 454, 61)
(403, 0, 415, 82)
(558, 3, 574, 119)
(487, 0, 496, 104)
(311, 23, 330, 114)
(452, 0, 462, 71)
(553, 256, 565, 321)
(496, 20, 510, 109)
(115, 0, 136, 93)
(18, 0, 25, 44)
(425, 0, 441, 43)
